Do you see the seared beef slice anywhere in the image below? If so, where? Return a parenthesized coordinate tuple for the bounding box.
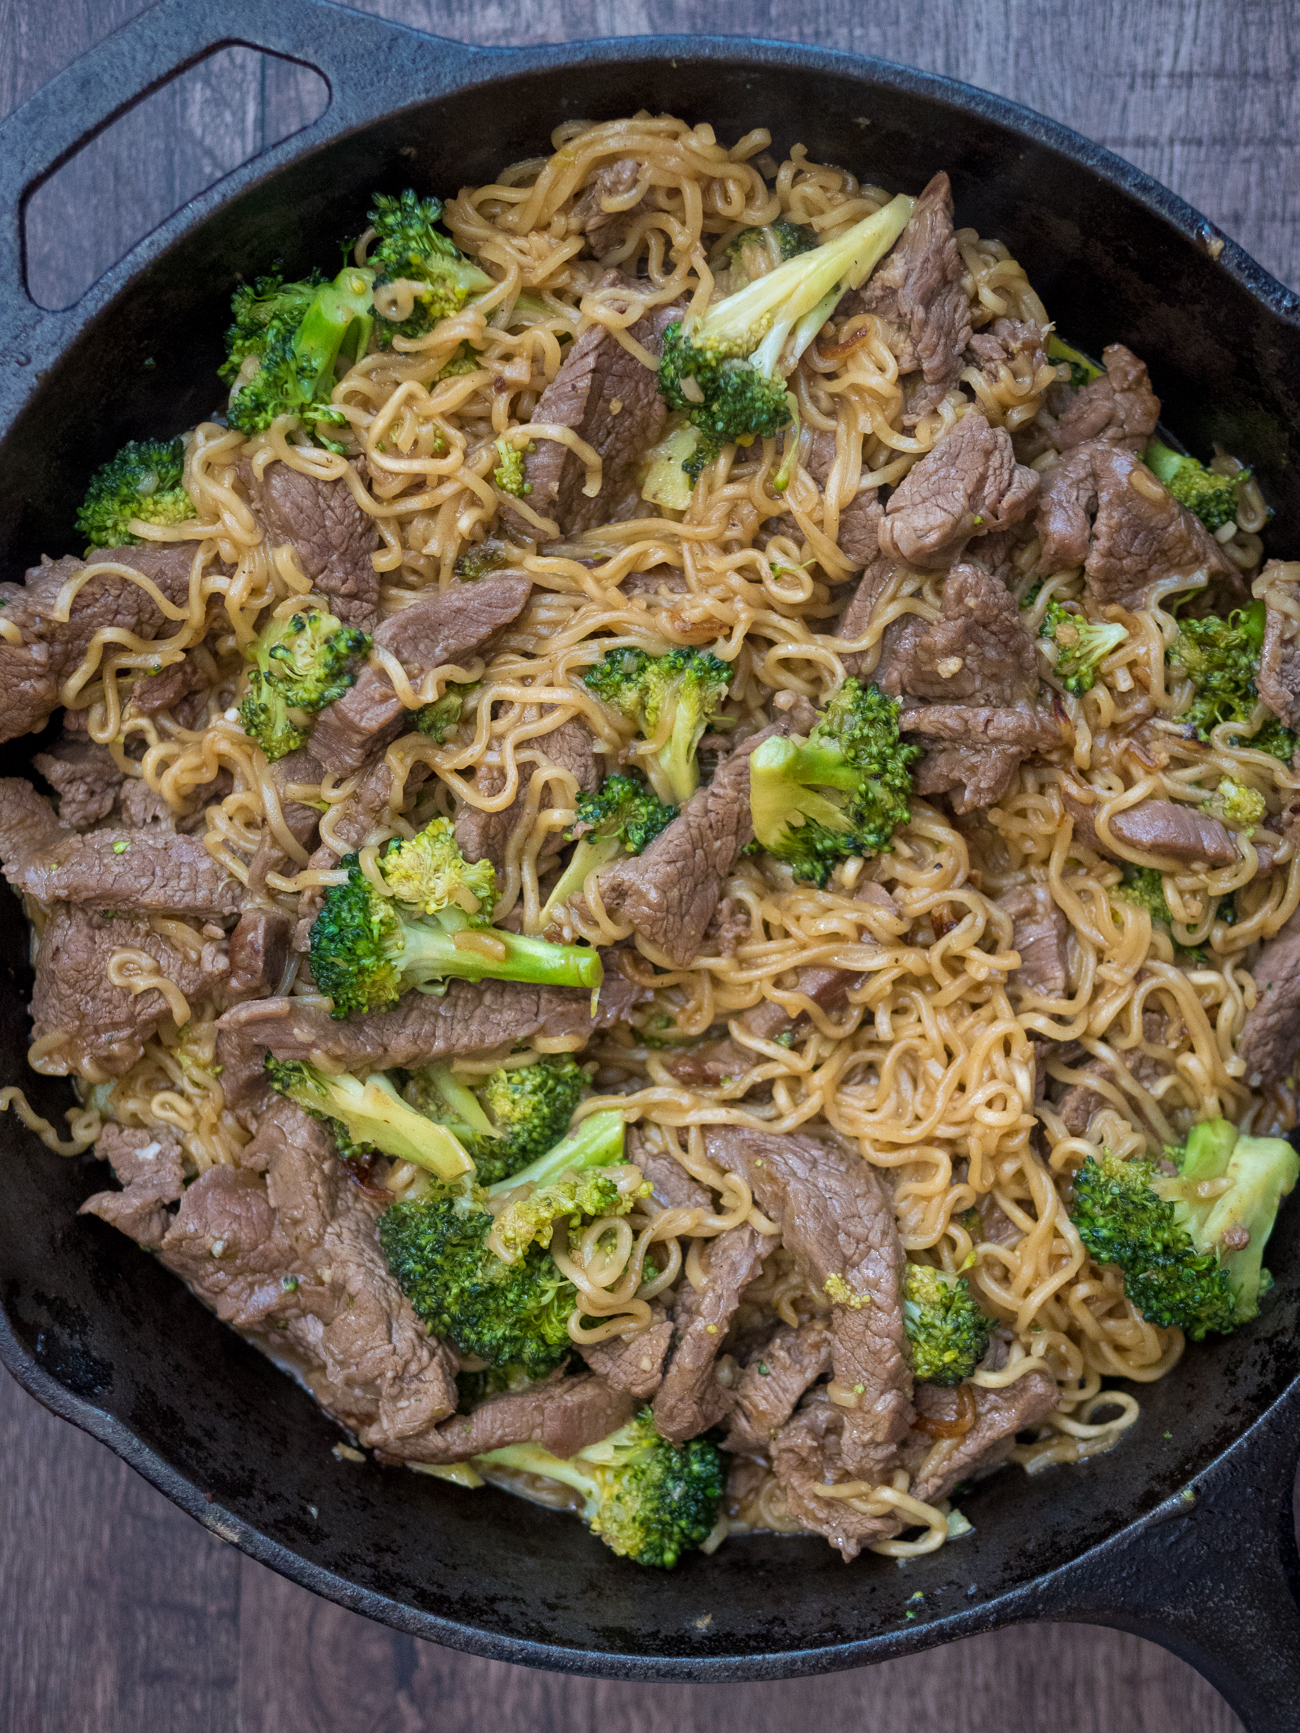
(0, 543, 195, 743)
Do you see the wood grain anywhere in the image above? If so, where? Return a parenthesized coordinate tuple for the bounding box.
(0, 0, 1289, 1726)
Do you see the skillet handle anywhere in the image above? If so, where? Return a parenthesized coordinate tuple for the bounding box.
(1030, 1387, 1300, 1733)
(0, 0, 494, 313)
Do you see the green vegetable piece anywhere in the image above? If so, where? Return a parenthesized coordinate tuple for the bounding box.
(367, 190, 494, 344)
(658, 195, 913, 478)
(583, 647, 731, 805)
(1038, 601, 1128, 695)
(265, 1056, 472, 1179)
(748, 677, 920, 886)
(493, 438, 530, 497)
(1045, 334, 1104, 390)
(478, 1409, 724, 1568)
(541, 772, 677, 922)
(308, 819, 602, 1017)
(406, 1052, 589, 1186)
(1167, 600, 1298, 759)
(75, 437, 196, 554)
(1145, 441, 1247, 534)
(1071, 1122, 1298, 1338)
(221, 267, 376, 444)
(237, 607, 371, 762)
(902, 1262, 992, 1386)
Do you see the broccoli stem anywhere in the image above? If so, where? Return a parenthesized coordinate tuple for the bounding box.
(541, 834, 624, 924)
(289, 268, 374, 408)
(477, 1441, 598, 1508)
(316, 1072, 472, 1178)
(485, 1109, 625, 1198)
(399, 918, 604, 992)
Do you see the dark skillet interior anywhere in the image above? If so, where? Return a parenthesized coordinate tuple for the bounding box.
(2, 40, 1300, 1673)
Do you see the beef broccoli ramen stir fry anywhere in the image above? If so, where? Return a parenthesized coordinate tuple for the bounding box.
(4, 113, 1300, 1570)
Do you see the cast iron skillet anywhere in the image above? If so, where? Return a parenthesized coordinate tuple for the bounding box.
(1, 1, 1299, 1723)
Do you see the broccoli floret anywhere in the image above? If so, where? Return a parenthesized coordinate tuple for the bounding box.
(75, 437, 196, 554)
(1071, 1120, 1299, 1338)
(749, 678, 920, 886)
(377, 1109, 628, 1374)
(541, 773, 677, 921)
(1039, 601, 1128, 695)
(724, 219, 815, 290)
(237, 607, 371, 762)
(265, 1056, 473, 1179)
(583, 647, 731, 805)
(1045, 334, 1104, 391)
(1114, 864, 1174, 925)
(454, 538, 517, 581)
(658, 194, 913, 479)
(406, 1052, 588, 1185)
(416, 680, 477, 743)
(902, 1262, 992, 1386)
(438, 342, 483, 379)
(221, 267, 375, 444)
(478, 1409, 724, 1568)
(1145, 442, 1246, 534)
(493, 438, 530, 497)
(1167, 600, 1298, 759)
(308, 819, 602, 1017)
(367, 190, 493, 343)
(1203, 775, 1266, 834)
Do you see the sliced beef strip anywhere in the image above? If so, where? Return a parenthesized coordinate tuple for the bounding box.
(1257, 571, 1300, 730)
(577, 1304, 674, 1398)
(246, 748, 327, 897)
(1053, 1011, 1171, 1137)
(903, 702, 1060, 816)
(592, 943, 656, 1029)
(79, 1124, 185, 1245)
(1062, 785, 1236, 869)
(1036, 442, 1232, 611)
(310, 573, 533, 778)
(570, 158, 648, 257)
(129, 653, 213, 722)
(156, 1099, 457, 1449)
(617, 566, 690, 600)
(1051, 344, 1160, 454)
(0, 543, 196, 745)
(215, 981, 599, 1113)
(724, 1317, 834, 1451)
(912, 742, 1025, 813)
(906, 1370, 1059, 1504)
(880, 562, 1039, 706)
(770, 1395, 901, 1559)
(455, 715, 600, 878)
(242, 460, 380, 632)
(630, 1132, 714, 1214)
(594, 723, 783, 969)
(521, 273, 683, 537)
(966, 317, 1047, 383)
(841, 172, 971, 428)
(226, 908, 293, 1003)
(0, 778, 242, 918)
(33, 905, 229, 1078)
(877, 412, 1041, 571)
(401, 1371, 638, 1465)
(1238, 909, 1300, 1088)
(651, 1223, 766, 1444)
(996, 884, 1069, 998)
(33, 736, 125, 830)
(771, 428, 882, 573)
(707, 1126, 912, 1483)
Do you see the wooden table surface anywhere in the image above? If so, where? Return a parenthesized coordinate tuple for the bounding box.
(2, 1, 1295, 1727)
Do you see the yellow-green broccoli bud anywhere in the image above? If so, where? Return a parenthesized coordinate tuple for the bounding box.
(1039, 601, 1128, 695)
(902, 1262, 991, 1385)
(493, 438, 531, 497)
(1203, 776, 1266, 834)
(1146, 441, 1247, 534)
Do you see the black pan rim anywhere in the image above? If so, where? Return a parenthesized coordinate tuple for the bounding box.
(1, 4, 1298, 1694)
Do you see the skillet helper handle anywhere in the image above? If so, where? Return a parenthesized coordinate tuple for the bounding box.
(0, 0, 493, 317)
(1033, 1393, 1300, 1733)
